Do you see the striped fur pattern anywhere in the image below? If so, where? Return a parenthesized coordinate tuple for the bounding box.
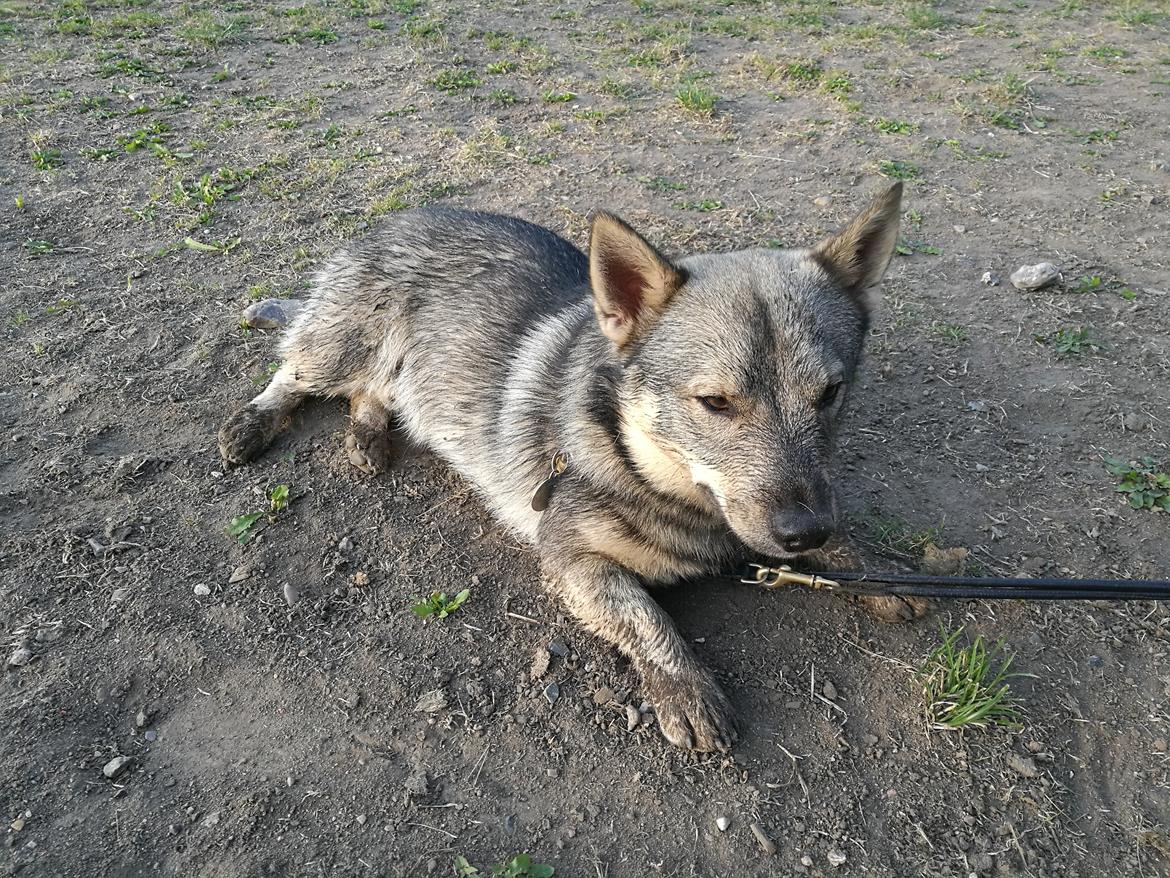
(219, 184, 906, 751)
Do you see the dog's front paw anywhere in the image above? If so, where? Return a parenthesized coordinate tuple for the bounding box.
(857, 593, 930, 624)
(344, 425, 393, 475)
(642, 665, 737, 752)
(218, 404, 275, 467)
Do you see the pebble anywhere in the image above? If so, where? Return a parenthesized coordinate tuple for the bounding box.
(1010, 262, 1061, 291)
(980, 271, 1000, 286)
(1123, 412, 1148, 432)
(144, 730, 157, 742)
(592, 686, 615, 706)
(242, 298, 304, 330)
(103, 755, 132, 779)
(749, 821, 778, 856)
(625, 703, 641, 731)
(283, 583, 300, 606)
(813, 195, 832, 208)
(530, 647, 551, 680)
(228, 565, 251, 584)
(544, 683, 560, 705)
(822, 680, 838, 701)
(6, 646, 32, 668)
(1153, 738, 1167, 753)
(193, 584, 211, 597)
(801, 854, 814, 867)
(548, 641, 569, 658)
(110, 587, 129, 604)
(716, 815, 730, 832)
(827, 849, 847, 867)
(1007, 753, 1040, 779)
(10, 817, 25, 832)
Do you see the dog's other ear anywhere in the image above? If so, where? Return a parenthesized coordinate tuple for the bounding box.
(812, 182, 903, 307)
(589, 211, 686, 348)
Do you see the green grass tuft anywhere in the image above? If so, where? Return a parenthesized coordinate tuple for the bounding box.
(919, 627, 1022, 731)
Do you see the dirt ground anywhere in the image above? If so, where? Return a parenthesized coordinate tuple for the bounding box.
(2, 0, 1169, 875)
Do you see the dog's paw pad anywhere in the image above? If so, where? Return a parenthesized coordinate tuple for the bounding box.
(218, 405, 273, 467)
(345, 429, 393, 475)
(644, 669, 737, 753)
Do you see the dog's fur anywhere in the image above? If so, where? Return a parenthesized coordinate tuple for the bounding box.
(219, 184, 908, 751)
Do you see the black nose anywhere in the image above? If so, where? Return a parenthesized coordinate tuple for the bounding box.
(770, 508, 833, 553)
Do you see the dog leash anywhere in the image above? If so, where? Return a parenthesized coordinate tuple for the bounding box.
(743, 564, 1170, 601)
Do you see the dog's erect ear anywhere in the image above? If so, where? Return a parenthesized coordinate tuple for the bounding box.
(589, 211, 686, 348)
(812, 182, 903, 306)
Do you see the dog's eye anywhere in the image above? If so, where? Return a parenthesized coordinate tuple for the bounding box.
(818, 382, 844, 409)
(698, 395, 733, 415)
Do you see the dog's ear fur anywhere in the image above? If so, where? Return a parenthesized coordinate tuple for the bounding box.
(589, 211, 686, 348)
(812, 182, 903, 308)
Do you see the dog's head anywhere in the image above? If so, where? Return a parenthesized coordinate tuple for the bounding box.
(589, 183, 902, 558)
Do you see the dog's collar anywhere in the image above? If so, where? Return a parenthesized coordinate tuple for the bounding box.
(531, 450, 570, 512)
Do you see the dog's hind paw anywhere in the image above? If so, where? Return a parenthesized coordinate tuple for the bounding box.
(856, 593, 930, 624)
(642, 665, 738, 753)
(344, 425, 393, 475)
(218, 404, 276, 467)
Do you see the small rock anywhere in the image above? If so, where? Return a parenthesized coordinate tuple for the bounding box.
(544, 683, 560, 705)
(980, 271, 1000, 286)
(193, 583, 211, 597)
(356, 814, 367, 826)
(821, 680, 838, 701)
(144, 730, 157, 742)
(283, 583, 299, 606)
(414, 689, 448, 714)
(801, 854, 814, 867)
(813, 195, 832, 208)
(862, 733, 879, 747)
(827, 849, 847, 867)
(1007, 753, 1040, 779)
(1026, 740, 1044, 753)
(547, 641, 569, 658)
(953, 224, 967, 233)
(10, 817, 25, 832)
(242, 298, 305, 331)
(135, 708, 151, 728)
(1123, 412, 1148, 433)
(110, 587, 129, 604)
(592, 686, 615, 706)
(1010, 262, 1060, 291)
(625, 703, 641, 731)
(716, 815, 730, 832)
(103, 755, 132, 779)
(7, 646, 33, 668)
(201, 811, 221, 828)
(1153, 738, 1167, 753)
(228, 565, 251, 584)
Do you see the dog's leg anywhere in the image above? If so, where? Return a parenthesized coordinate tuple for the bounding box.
(546, 555, 736, 752)
(803, 540, 929, 623)
(218, 363, 309, 466)
(345, 391, 395, 475)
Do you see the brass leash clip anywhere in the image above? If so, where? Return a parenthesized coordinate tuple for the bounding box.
(742, 563, 841, 591)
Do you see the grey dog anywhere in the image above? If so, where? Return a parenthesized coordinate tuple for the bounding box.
(219, 183, 911, 751)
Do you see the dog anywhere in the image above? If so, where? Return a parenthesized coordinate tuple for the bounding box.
(219, 182, 911, 751)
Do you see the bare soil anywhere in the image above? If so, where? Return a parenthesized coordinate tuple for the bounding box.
(2, 1, 1169, 876)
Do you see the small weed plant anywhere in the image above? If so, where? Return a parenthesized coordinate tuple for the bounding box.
(1104, 456, 1170, 511)
(455, 853, 554, 878)
(411, 589, 470, 620)
(919, 627, 1021, 731)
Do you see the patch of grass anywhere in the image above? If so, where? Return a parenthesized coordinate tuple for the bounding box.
(45, 298, 76, 315)
(1104, 456, 1170, 511)
(641, 175, 686, 193)
(676, 83, 716, 115)
(932, 322, 968, 343)
(1083, 43, 1128, 61)
(412, 589, 470, 620)
(896, 238, 939, 256)
(431, 68, 480, 94)
(599, 77, 636, 98)
(542, 89, 575, 103)
(674, 198, 723, 212)
(177, 11, 252, 48)
(1038, 326, 1099, 356)
(1072, 274, 1104, 293)
(878, 159, 920, 180)
(25, 239, 54, 257)
(870, 516, 942, 555)
(9, 310, 32, 328)
(31, 146, 62, 170)
(489, 88, 518, 105)
(919, 627, 1021, 731)
(402, 16, 443, 42)
(455, 853, 554, 878)
(485, 60, 516, 74)
(905, 4, 944, 29)
(873, 117, 918, 134)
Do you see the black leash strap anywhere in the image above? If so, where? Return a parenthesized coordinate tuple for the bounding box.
(744, 564, 1170, 601)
